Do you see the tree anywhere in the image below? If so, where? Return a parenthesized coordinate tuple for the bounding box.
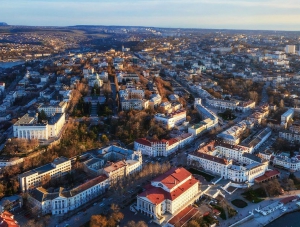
(90, 215, 108, 227)
(38, 110, 48, 123)
(187, 220, 200, 227)
(125, 220, 148, 227)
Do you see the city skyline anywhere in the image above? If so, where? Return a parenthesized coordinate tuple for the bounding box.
(1, 0, 300, 31)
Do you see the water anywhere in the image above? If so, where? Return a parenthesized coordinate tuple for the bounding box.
(266, 211, 300, 227)
(0, 61, 25, 68)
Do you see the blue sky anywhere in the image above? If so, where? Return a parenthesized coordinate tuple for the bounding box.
(1, 0, 300, 30)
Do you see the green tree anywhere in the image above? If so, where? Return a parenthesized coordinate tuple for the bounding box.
(38, 110, 48, 123)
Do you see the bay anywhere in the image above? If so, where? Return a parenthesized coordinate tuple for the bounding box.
(265, 211, 300, 227)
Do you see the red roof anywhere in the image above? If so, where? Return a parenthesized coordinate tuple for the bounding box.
(139, 178, 199, 204)
(135, 138, 152, 147)
(191, 151, 228, 165)
(280, 196, 297, 204)
(0, 211, 19, 227)
(254, 170, 280, 183)
(168, 206, 199, 227)
(152, 167, 192, 189)
(168, 138, 179, 146)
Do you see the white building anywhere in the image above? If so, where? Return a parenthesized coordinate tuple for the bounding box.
(0, 156, 24, 168)
(38, 101, 67, 117)
(135, 168, 201, 224)
(28, 174, 109, 215)
(154, 109, 186, 129)
(149, 94, 162, 108)
(134, 133, 193, 157)
(285, 45, 296, 54)
(13, 113, 65, 140)
(19, 157, 71, 192)
(218, 120, 254, 145)
(206, 97, 255, 112)
(273, 155, 300, 172)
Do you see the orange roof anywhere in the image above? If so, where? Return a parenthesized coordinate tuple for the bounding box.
(254, 170, 280, 183)
(153, 167, 192, 189)
(0, 211, 19, 227)
(104, 160, 126, 173)
(168, 206, 199, 227)
(139, 178, 199, 204)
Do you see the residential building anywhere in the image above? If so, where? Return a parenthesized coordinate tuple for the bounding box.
(135, 167, 201, 224)
(18, 157, 71, 192)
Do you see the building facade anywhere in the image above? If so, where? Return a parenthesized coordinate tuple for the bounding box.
(135, 168, 201, 224)
(19, 157, 71, 192)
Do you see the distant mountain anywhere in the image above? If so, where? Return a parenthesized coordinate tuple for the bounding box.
(0, 22, 8, 26)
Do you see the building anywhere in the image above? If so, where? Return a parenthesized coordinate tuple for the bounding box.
(0, 211, 19, 227)
(154, 109, 186, 129)
(83, 145, 143, 183)
(135, 168, 201, 224)
(0, 156, 24, 168)
(273, 154, 300, 172)
(28, 175, 109, 216)
(134, 133, 193, 157)
(149, 94, 162, 108)
(13, 112, 65, 140)
(206, 97, 255, 112)
(285, 45, 296, 54)
(281, 108, 294, 128)
(18, 157, 71, 192)
(187, 141, 268, 184)
(217, 120, 254, 145)
(120, 99, 149, 111)
(38, 101, 67, 117)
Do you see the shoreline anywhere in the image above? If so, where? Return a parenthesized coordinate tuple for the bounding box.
(264, 208, 300, 227)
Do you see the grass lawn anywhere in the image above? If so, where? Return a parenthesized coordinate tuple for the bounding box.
(188, 168, 215, 182)
(231, 199, 248, 208)
(242, 188, 265, 203)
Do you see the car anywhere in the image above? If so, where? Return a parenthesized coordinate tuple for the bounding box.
(99, 203, 105, 207)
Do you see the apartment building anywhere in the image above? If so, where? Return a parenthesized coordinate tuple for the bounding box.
(136, 168, 201, 224)
(19, 157, 71, 192)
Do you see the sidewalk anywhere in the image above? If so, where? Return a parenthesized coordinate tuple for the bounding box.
(219, 190, 300, 227)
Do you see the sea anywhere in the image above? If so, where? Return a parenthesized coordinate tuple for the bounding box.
(266, 211, 300, 227)
(0, 61, 25, 68)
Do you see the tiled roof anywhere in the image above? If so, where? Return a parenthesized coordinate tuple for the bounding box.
(0, 211, 19, 227)
(190, 151, 228, 165)
(152, 167, 192, 189)
(139, 178, 198, 204)
(168, 206, 200, 227)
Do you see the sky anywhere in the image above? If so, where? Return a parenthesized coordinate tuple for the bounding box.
(1, 0, 300, 30)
